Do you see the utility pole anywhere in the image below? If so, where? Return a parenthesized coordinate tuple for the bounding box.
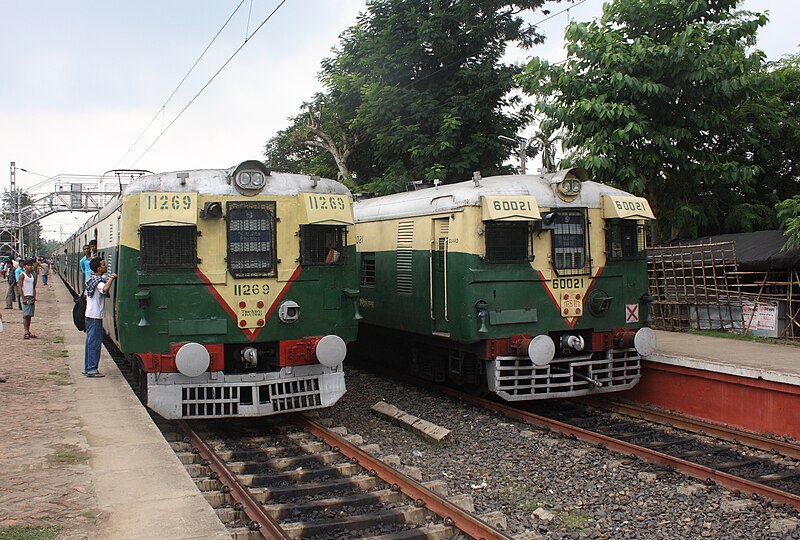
(10, 161, 23, 258)
(498, 135, 535, 175)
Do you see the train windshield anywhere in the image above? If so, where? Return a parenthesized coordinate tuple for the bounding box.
(552, 209, 591, 276)
(227, 201, 277, 277)
(484, 221, 532, 263)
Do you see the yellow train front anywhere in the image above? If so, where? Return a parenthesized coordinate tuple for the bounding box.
(58, 161, 360, 418)
(353, 168, 657, 400)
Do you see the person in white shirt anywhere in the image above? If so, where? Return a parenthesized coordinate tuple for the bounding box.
(18, 260, 36, 339)
(83, 258, 117, 377)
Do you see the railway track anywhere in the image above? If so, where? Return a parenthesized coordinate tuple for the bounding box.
(157, 415, 511, 539)
(107, 340, 511, 539)
(439, 387, 800, 510)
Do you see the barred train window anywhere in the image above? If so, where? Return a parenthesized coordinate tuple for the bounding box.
(227, 201, 276, 278)
(360, 252, 376, 287)
(485, 221, 532, 263)
(140, 226, 197, 270)
(606, 219, 645, 260)
(552, 209, 590, 276)
(300, 225, 346, 265)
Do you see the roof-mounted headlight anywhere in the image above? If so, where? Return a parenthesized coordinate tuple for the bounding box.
(230, 160, 270, 195)
(549, 167, 588, 201)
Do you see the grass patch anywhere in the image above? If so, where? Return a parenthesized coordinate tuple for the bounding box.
(80, 509, 101, 519)
(559, 510, 591, 530)
(52, 336, 64, 343)
(47, 448, 89, 465)
(47, 350, 69, 359)
(0, 526, 61, 540)
(499, 481, 540, 513)
(685, 329, 798, 346)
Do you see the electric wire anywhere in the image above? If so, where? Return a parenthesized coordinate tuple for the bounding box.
(115, 0, 249, 169)
(130, 0, 289, 168)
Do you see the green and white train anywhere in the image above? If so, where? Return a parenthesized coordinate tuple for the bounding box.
(56, 161, 360, 418)
(352, 168, 657, 400)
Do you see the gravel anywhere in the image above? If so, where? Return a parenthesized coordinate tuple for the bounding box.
(316, 367, 800, 539)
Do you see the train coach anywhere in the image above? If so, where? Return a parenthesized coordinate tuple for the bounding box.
(56, 160, 360, 419)
(351, 168, 656, 400)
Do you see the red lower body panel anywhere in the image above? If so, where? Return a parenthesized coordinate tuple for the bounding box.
(618, 360, 800, 439)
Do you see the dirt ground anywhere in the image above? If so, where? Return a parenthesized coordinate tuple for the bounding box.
(0, 280, 96, 539)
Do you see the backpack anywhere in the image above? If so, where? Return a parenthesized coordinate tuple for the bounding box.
(73, 294, 87, 332)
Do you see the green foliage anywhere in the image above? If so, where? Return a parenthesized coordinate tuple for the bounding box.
(518, 0, 769, 240)
(266, 0, 551, 191)
(776, 195, 800, 250)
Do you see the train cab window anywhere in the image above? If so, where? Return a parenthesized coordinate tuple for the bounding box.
(300, 225, 346, 266)
(360, 252, 376, 287)
(227, 201, 277, 278)
(140, 225, 197, 270)
(484, 221, 532, 263)
(552, 209, 591, 276)
(606, 219, 645, 260)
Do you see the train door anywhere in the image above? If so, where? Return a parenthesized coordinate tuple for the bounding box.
(431, 218, 449, 335)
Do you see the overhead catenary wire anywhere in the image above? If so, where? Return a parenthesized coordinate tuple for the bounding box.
(130, 0, 289, 168)
(126, 0, 290, 169)
(115, 0, 248, 169)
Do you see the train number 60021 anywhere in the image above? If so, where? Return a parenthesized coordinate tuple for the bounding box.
(552, 277, 585, 289)
(493, 199, 532, 212)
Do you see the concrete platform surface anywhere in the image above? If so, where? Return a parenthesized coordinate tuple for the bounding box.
(0, 281, 230, 539)
(652, 329, 800, 386)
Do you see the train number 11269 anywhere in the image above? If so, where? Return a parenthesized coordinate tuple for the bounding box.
(144, 194, 192, 211)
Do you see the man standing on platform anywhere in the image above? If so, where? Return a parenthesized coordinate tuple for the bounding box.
(17, 259, 37, 339)
(79, 245, 91, 286)
(3, 260, 16, 309)
(84, 257, 116, 377)
(40, 259, 49, 286)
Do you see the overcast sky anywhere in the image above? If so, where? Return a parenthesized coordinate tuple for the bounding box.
(1, 0, 797, 240)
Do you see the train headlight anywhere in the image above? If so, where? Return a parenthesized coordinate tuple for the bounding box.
(315, 335, 346, 368)
(230, 160, 270, 195)
(558, 178, 582, 197)
(634, 327, 657, 357)
(175, 342, 210, 377)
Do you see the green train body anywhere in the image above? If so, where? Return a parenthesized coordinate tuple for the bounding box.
(56, 161, 360, 418)
(353, 169, 656, 400)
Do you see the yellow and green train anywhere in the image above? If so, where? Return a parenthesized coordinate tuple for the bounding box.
(56, 160, 360, 418)
(352, 168, 657, 400)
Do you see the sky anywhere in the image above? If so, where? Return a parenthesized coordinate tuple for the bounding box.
(1, 0, 797, 241)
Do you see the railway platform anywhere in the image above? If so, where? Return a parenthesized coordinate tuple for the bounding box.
(0, 281, 229, 539)
(619, 329, 800, 440)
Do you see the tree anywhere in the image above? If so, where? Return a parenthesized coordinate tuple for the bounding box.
(518, 0, 768, 240)
(267, 0, 550, 192)
(1, 189, 43, 257)
(707, 53, 800, 235)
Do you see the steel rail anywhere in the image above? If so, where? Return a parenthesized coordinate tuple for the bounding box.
(438, 388, 800, 510)
(293, 414, 513, 540)
(590, 398, 800, 460)
(178, 421, 290, 540)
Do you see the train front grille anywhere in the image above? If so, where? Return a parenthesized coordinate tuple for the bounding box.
(270, 378, 322, 412)
(488, 348, 641, 401)
(181, 386, 240, 417)
(178, 378, 323, 417)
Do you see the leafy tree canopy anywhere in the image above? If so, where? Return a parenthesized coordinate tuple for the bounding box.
(518, 0, 769, 240)
(266, 0, 551, 193)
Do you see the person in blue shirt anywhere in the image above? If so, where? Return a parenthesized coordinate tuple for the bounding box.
(14, 260, 24, 310)
(79, 244, 92, 285)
